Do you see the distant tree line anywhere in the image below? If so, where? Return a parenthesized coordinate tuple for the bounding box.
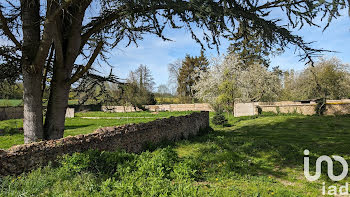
(0, 81, 23, 99)
(71, 64, 157, 109)
(192, 55, 350, 113)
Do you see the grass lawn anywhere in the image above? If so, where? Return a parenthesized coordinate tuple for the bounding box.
(1, 113, 350, 196)
(0, 99, 23, 107)
(0, 111, 194, 149)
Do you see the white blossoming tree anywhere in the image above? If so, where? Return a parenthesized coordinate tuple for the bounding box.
(193, 54, 281, 113)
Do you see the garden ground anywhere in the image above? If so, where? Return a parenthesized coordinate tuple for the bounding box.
(1, 112, 350, 196)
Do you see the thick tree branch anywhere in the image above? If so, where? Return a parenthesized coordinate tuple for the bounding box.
(0, 9, 21, 48)
(46, 0, 80, 22)
(253, 0, 304, 11)
(42, 43, 54, 97)
(80, 4, 169, 48)
(70, 41, 103, 84)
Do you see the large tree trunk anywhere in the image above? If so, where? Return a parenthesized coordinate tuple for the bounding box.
(21, 0, 44, 143)
(43, 67, 71, 140)
(23, 71, 44, 143)
(43, 1, 91, 140)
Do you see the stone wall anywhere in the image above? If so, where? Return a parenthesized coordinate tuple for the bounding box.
(69, 104, 102, 112)
(0, 107, 74, 121)
(102, 105, 142, 112)
(234, 100, 350, 117)
(102, 103, 213, 112)
(324, 103, 350, 115)
(0, 107, 23, 121)
(234, 103, 256, 117)
(0, 111, 209, 176)
(258, 103, 316, 115)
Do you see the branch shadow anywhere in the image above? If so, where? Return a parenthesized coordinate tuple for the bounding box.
(64, 124, 93, 130)
(183, 115, 350, 180)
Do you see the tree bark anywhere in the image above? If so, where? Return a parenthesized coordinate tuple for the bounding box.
(21, 0, 44, 143)
(43, 2, 90, 139)
(23, 70, 44, 143)
(43, 68, 70, 139)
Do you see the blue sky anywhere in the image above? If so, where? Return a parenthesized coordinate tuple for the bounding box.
(98, 11, 350, 89)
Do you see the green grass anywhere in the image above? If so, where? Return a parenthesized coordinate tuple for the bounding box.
(2, 113, 350, 196)
(0, 99, 23, 107)
(0, 111, 193, 149)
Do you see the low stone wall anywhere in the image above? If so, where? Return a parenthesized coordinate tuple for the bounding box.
(234, 100, 350, 117)
(0, 107, 75, 121)
(324, 103, 350, 115)
(0, 107, 23, 121)
(102, 105, 142, 112)
(0, 111, 209, 176)
(68, 104, 102, 112)
(258, 104, 316, 115)
(102, 103, 213, 112)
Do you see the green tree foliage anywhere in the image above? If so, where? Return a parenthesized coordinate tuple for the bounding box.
(120, 65, 156, 109)
(193, 54, 281, 112)
(281, 57, 350, 100)
(212, 112, 228, 126)
(0, 81, 23, 99)
(177, 51, 209, 103)
(279, 69, 299, 101)
(227, 30, 282, 67)
(72, 72, 121, 105)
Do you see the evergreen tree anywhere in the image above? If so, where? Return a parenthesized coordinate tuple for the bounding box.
(227, 30, 282, 67)
(177, 51, 209, 103)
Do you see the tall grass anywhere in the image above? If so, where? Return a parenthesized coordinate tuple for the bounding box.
(2, 114, 350, 196)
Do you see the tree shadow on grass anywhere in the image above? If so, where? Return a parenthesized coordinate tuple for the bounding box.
(183, 115, 350, 180)
(0, 127, 23, 136)
(64, 124, 93, 130)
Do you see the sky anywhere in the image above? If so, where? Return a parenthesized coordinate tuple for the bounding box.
(96, 9, 350, 90)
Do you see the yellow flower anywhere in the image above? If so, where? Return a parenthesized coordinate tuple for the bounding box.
(215, 178, 218, 181)
(271, 192, 275, 195)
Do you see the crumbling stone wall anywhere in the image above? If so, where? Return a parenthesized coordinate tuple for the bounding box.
(0, 107, 23, 121)
(234, 100, 350, 117)
(102, 103, 213, 112)
(0, 107, 74, 121)
(0, 111, 209, 176)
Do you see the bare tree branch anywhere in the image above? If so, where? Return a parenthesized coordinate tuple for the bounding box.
(80, 4, 169, 49)
(0, 8, 21, 48)
(42, 43, 54, 97)
(70, 41, 104, 84)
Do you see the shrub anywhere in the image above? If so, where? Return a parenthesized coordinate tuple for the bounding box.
(212, 113, 228, 126)
(59, 149, 135, 175)
(315, 98, 327, 115)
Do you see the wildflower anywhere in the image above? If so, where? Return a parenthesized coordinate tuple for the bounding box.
(215, 178, 218, 181)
